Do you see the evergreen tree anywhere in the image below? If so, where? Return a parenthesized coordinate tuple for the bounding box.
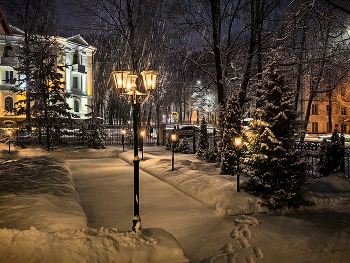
(243, 62, 308, 210)
(196, 118, 209, 160)
(318, 129, 344, 177)
(83, 105, 107, 149)
(179, 137, 190, 154)
(217, 92, 242, 174)
(13, 25, 73, 150)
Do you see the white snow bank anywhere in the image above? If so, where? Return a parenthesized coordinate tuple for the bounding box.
(0, 227, 189, 263)
(0, 148, 189, 263)
(119, 147, 267, 216)
(0, 156, 87, 232)
(303, 173, 350, 210)
(0, 144, 119, 160)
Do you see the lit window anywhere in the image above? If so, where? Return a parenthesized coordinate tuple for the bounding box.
(5, 97, 13, 111)
(74, 99, 80, 112)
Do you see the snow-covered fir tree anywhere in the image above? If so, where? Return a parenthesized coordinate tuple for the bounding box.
(318, 129, 344, 177)
(243, 62, 308, 210)
(196, 118, 209, 160)
(217, 92, 242, 174)
(82, 105, 107, 149)
(179, 137, 190, 154)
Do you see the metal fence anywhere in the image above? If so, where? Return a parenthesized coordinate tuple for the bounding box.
(293, 141, 350, 179)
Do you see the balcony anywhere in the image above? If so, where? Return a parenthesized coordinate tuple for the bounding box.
(1, 57, 17, 67)
(72, 64, 86, 74)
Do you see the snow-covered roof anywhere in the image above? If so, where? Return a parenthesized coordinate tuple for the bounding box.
(67, 34, 89, 46)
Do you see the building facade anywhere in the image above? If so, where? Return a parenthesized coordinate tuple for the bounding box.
(301, 78, 350, 134)
(0, 25, 95, 125)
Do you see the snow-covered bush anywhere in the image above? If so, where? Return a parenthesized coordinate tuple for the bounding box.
(242, 62, 308, 210)
(217, 92, 242, 175)
(196, 118, 209, 160)
(318, 129, 344, 177)
(179, 137, 190, 154)
(203, 147, 218, 163)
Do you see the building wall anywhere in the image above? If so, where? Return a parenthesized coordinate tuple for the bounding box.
(304, 78, 350, 134)
(0, 32, 95, 124)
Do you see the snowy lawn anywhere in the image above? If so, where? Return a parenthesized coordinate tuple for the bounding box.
(120, 145, 350, 215)
(0, 145, 189, 263)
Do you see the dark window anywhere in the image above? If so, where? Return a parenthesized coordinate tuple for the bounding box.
(326, 105, 330, 115)
(311, 104, 318, 115)
(341, 105, 347, 115)
(73, 54, 78, 64)
(74, 100, 80, 112)
(73, 76, 79, 89)
(4, 46, 12, 57)
(5, 71, 13, 83)
(312, 122, 318, 133)
(5, 97, 13, 111)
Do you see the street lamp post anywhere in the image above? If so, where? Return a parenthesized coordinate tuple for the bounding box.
(7, 130, 11, 154)
(140, 130, 145, 160)
(122, 129, 126, 152)
(234, 136, 242, 192)
(111, 65, 159, 232)
(171, 134, 177, 171)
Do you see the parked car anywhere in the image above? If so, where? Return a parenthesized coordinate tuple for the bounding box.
(179, 126, 200, 138)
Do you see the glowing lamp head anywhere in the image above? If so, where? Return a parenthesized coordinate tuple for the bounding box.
(122, 129, 126, 135)
(111, 70, 131, 93)
(171, 134, 177, 141)
(141, 64, 159, 92)
(7, 130, 11, 136)
(140, 130, 146, 137)
(234, 137, 242, 147)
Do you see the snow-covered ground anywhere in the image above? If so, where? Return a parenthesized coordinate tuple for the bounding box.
(1, 144, 350, 262)
(0, 145, 189, 263)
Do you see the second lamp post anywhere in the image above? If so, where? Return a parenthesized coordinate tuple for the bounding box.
(111, 65, 159, 232)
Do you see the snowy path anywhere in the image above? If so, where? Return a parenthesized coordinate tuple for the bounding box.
(66, 157, 236, 262)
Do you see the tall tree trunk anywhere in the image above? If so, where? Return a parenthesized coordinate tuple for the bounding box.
(210, 0, 224, 108)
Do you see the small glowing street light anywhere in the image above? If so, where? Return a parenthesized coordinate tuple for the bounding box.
(140, 130, 146, 160)
(234, 136, 243, 192)
(171, 134, 177, 171)
(7, 130, 12, 154)
(122, 129, 126, 152)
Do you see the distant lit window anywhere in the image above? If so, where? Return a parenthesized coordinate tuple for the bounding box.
(311, 104, 318, 115)
(73, 76, 79, 89)
(5, 97, 13, 111)
(5, 71, 13, 83)
(341, 105, 347, 115)
(74, 99, 80, 112)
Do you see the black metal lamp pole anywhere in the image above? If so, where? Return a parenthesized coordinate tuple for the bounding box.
(171, 134, 176, 171)
(234, 137, 242, 192)
(132, 101, 140, 232)
(7, 130, 11, 154)
(122, 130, 125, 152)
(111, 65, 158, 233)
